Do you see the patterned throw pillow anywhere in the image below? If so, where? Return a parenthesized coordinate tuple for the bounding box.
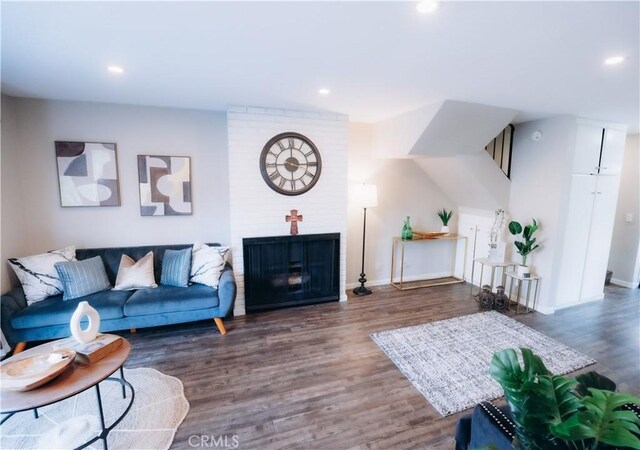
(8, 246, 76, 305)
(161, 248, 192, 287)
(190, 243, 230, 288)
(55, 256, 112, 301)
(113, 251, 158, 291)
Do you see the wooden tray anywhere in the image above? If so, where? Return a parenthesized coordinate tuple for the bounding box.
(0, 349, 76, 392)
(412, 231, 449, 239)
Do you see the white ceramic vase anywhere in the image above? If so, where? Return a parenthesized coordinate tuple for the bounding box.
(70, 301, 100, 344)
(440, 225, 450, 233)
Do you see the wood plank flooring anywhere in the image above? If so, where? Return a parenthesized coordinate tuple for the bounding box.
(122, 283, 639, 450)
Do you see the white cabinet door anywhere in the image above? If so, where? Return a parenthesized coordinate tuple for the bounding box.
(573, 124, 604, 175)
(580, 176, 621, 302)
(599, 128, 626, 175)
(555, 175, 596, 307)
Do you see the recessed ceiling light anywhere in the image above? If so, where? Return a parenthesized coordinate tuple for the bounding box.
(416, 1, 440, 14)
(107, 65, 124, 74)
(318, 88, 330, 95)
(604, 56, 626, 65)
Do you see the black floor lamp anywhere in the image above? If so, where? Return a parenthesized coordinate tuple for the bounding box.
(353, 184, 378, 296)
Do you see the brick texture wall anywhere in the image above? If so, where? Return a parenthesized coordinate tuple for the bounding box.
(227, 106, 349, 315)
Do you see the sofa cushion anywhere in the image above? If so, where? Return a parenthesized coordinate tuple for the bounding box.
(124, 284, 219, 317)
(113, 252, 157, 290)
(161, 248, 191, 287)
(55, 256, 112, 300)
(11, 289, 132, 330)
(8, 246, 77, 305)
(190, 242, 230, 288)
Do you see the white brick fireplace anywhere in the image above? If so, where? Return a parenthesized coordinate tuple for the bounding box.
(227, 106, 349, 315)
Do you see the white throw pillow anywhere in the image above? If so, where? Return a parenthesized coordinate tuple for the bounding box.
(113, 251, 158, 290)
(190, 242, 230, 288)
(8, 246, 77, 305)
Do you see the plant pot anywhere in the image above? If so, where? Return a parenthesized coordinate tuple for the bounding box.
(516, 265, 531, 278)
(440, 225, 450, 233)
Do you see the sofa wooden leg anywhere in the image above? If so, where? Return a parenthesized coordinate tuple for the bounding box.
(130, 328, 136, 334)
(13, 342, 27, 354)
(214, 318, 227, 335)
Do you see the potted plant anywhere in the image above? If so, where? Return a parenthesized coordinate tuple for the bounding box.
(490, 347, 640, 450)
(437, 208, 453, 233)
(508, 218, 539, 277)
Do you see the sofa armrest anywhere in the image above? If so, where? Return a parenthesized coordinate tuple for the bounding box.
(468, 402, 515, 450)
(1, 288, 27, 348)
(217, 264, 237, 318)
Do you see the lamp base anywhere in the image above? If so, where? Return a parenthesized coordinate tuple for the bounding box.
(352, 285, 372, 296)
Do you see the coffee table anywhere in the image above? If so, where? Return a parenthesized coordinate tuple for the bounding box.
(0, 338, 133, 450)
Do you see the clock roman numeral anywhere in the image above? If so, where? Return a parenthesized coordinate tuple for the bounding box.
(277, 142, 286, 152)
(304, 150, 314, 157)
(268, 150, 279, 160)
(288, 138, 295, 149)
(308, 161, 318, 167)
(269, 171, 280, 181)
(279, 177, 287, 188)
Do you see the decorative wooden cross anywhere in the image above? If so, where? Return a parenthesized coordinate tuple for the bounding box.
(285, 209, 303, 235)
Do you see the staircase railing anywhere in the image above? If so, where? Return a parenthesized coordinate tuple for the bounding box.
(485, 124, 514, 179)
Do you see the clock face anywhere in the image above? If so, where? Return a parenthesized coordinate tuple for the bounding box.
(259, 132, 322, 196)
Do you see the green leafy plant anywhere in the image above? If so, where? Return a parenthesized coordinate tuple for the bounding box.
(490, 348, 640, 450)
(437, 208, 453, 226)
(508, 219, 540, 266)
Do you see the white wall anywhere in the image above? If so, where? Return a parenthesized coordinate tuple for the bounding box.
(608, 134, 640, 287)
(1, 95, 28, 291)
(227, 106, 349, 315)
(0, 96, 231, 293)
(347, 123, 458, 288)
(508, 116, 576, 313)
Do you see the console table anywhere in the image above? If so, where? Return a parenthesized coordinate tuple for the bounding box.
(390, 234, 468, 290)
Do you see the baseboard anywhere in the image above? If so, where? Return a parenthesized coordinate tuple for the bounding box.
(534, 304, 555, 315)
(346, 271, 455, 290)
(554, 295, 604, 311)
(610, 278, 637, 289)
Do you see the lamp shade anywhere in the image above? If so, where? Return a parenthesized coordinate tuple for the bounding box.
(353, 183, 378, 209)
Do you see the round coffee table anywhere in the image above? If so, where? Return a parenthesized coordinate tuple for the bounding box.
(1, 338, 133, 450)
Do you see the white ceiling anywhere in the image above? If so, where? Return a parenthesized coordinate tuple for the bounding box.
(2, 1, 639, 129)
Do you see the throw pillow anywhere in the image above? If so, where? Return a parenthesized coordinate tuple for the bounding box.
(8, 246, 77, 305)
(55, 256, 112, 301)
(113, 251, 158, 291)
(161, 248, 192, 287)
(190, 242, 230, 288)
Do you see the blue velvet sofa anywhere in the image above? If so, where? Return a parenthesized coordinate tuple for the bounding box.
(1, 243, 236, 350)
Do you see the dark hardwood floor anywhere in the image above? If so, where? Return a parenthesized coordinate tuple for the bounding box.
(122, 283, 640, 450)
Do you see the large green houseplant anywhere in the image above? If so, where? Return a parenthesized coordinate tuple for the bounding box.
(490, 348, 640, 450)
(508, 219, 539, 277)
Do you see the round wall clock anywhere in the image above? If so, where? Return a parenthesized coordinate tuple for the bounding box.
(259, 132, 322, 196)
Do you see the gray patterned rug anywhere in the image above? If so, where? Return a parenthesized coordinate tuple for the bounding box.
(371, 311, 596, 416)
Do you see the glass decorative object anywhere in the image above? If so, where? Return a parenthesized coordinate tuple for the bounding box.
(401, 216, 414, 240)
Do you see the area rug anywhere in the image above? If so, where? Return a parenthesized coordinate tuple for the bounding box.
(0, 368, 189, 450)
(371, 311, 596, 416)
